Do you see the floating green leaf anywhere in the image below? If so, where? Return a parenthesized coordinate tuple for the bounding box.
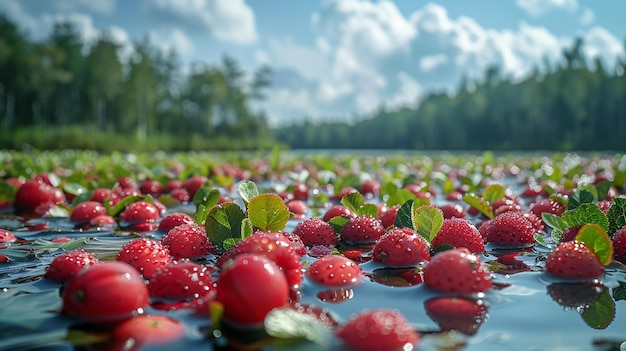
(341, 192, 365, 215)
(606, 197, 626, 235)
(483, 183, 506, 203)
(265, 308, 331, 348)
(386, 188, 416, 208)
(595, 180, 612, 202)
(193, 188, 221, 225)
(463, 193, 493, 219)
(238, 181, 259, 207)
(248, 193, 290, 232)
(568, 188, 595, 210)
(562, 203, 609, 232)
(241, 217, 253, 238)
(413, 205, 444, 242)
(534, 233, 548, 247)
(581, 288, 615, 330)
(329, 215, 351, 234)
(613, 281, 626, 302)
(394, 199, 415, 230)
(205, 202, 245, 254)
(575, 224, 613, 266)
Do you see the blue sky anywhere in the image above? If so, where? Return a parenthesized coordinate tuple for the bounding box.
(1, 0, 625, 126)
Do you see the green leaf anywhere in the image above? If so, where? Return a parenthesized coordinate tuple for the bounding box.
(241, 218, 253, 238)
(394, 199, 415, 230)
(606, 197, 626, 235)
(413, 205, 444, 242)
(193, 188, 221, 225)
(205, 202, 245, 254)
(575, 224, 613, 266)
(534, 233, 548, 247)
(595, 180, 612, 202)
(581, 288, 615, 330)
(561, 203, 609, 232)
(613, 281, 626, 301)
(270, 145, 281, 171)
(379, 181, 399, 200)
(386, 188, 417, 208)
(107, 195, 146, 217)
(542, 212, 568, 232)
(463, 193, 493, 219)
(265, 308, 331, 348)
(358, 203, 379, 218)
(248, 194, 290, 232)
(238, 181, 259, 207)
(340, 192, 365, 215)
(63, 183, 86, 197)
(483, 183, 506, 203)
(328, 215, 351, 234)
(568, 189, 595, 210)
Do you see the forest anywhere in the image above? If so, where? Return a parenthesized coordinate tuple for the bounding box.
(1, 14, 625, 152)
(274, 38, 626, 151)
(0, 16, 274, 151)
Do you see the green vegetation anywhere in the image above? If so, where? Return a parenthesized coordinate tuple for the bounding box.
(1, 14, 624, 151)
(0, 16, 274, 151)
(275, 38, 626, 151)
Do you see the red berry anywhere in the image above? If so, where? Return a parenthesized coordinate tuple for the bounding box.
(44, 249, 98, 283)
(111, 315, 185, 350)
(379, 204, 400, 228)
(340, 215, 386, 245)
(530, 198, 566, 224)
(292, 182, 309, 201)
(148, 261, 214, 300)
(336, 309, 420, 351)
(182, 176, 208, 198)
(423, 248, 493, 294)
(120, 201, 161, 231)
(162, 223, 214, 260)
(360, 179, 380, 196)
(322, 205, 356, 222)
(484, 211, 537, 247)
(440, 203, 467, 219)
(306, 254, 363, 287)
(0, 229, 17, 244)
(216, 254, 289, 326)
(89, 188, 112, 203)
(613, 227, 626, 264)
(286, 200, 308, 219)
(116, 237, 174, 279)
(61, 261, 149, 324)
(431, 218, 485, 254)
(559, 225, 583, 243)
(220, 231, 302, 287)
(69, 201, 108, 224)
(14, 179, 66, 214)
(424, 297, 488, 335)
(139, 179, 162, 196)
(545, 240, 604, 280)
(372, 227, 430, 266)
(293, 217, 338, 247)
(158, 212, 194, 232)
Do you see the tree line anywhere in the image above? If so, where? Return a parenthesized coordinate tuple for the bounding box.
(274, 38, 626, 151)
(0, 16, 274, 151)
(1, 13, 625, 152)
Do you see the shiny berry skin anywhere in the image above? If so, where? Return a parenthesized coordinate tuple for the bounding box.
(423, 248, 493, 294)
(69, 201, 108, 224)
(545, 240, 604, 280)
(216, 254, 289, 326)
(336, 309, 420, 351)
(148, 261, 214, 300)
(613, 227, 626, 265)
(61, 261, 149, 324)
(340, 215, 386, 244)
(431, 218, 485, 254)
(161, 223, 214, 260)
(373, 227, 431, 266)
(293, 217, 337, 247)
(116, 237, 174, 279)
(157, 212, 194, 233)
(44, 249, 98, 283)
(306, 255, 363, 287)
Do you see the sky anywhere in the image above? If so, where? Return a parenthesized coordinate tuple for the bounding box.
(1, 0, 625, 126)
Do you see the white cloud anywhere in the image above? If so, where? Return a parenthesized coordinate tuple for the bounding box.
(581, 27, 626, 69)
(420, 54, 448, 72)
(579, 8, 595, 26)
(516, 0, 578, 17)
(148, 0, 257, 45)
(149, 28, 194, 58)
(0, 0, 40, 36)
(264, 1, 623, 124)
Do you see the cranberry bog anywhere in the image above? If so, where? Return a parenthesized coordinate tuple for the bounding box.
(1, 150, 626, 351)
